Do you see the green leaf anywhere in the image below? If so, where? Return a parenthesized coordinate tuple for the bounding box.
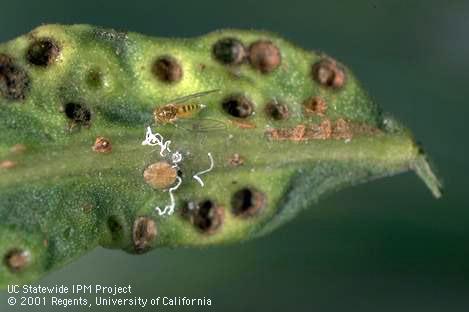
(0, 24, 441, 287)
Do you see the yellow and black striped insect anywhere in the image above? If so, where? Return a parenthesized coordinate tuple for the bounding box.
(153, 89, 226, 132)
(153, 89, 218, 124)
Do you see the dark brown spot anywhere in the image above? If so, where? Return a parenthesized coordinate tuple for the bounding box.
(132, 217, 157, 254)
(4, 249, 30, 272)
(107, 215, 123, 242)
(64, 102, 91, 126)
(231, 187, 266, 217)
(86, 68, 103, 88)
(303, 96, 327, 116)
(212, 38, 247, 66)
(228, 153, 244, 167)
(82, 203, 94, 213)
(143, 161, 178, 190)
(312, 58, 346, 89)
(265, 100, 289, 120)
(152, 56, 183, 83)
(92, 136, 112, 153)
(248, 40, 281, 73)
(222, 94, 254, 118)
(182, 200, 224, 235)
(63, 227, 73, 239)
(26, 38, 60, 67)
(0, 53, 30, 101)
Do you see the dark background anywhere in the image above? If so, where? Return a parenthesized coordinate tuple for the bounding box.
(1, 0, 467, 311)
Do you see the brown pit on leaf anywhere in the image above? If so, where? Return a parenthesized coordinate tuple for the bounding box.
(143, 161, 177, 190)
(222, 94, 254, 118)
(152, 56, 183, 83)
(183, 200, 224, 235)
(212, 37, 247, 65)
(265, 100, 289, 120)
(4, 249, 30, 272)
(107, 215, 124, 242)
(86, 68, 104, 88)
(0, 160, 16, 169)
(64, 102, 92, 126)
(232, 187, 266, 217)
(132, 217, 157, 254)
(82, 203, 94, 213)
(248, 40, 281, 73)
(0, 53, 30, 101)
(26, 38, 60, 67)
(312, 58, 346, 89)
(228, 153, 244, 166)
(92, 136, 112, 153)
(304, 96, 327, 116)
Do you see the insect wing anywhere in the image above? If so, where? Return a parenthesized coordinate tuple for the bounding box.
(176, 118, 227, 132)
(162, 89, 220, 105)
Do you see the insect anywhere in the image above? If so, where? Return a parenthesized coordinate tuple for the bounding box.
(153, 89, 219, 124)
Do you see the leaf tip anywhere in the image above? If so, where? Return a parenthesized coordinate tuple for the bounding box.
(413, 151, 443, 199)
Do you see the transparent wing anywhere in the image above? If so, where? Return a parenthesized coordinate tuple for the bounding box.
(176, 118, 227, 132)
(161, 89, 220, 105)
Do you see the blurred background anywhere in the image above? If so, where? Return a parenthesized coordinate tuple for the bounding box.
(0, 0, 467, 311)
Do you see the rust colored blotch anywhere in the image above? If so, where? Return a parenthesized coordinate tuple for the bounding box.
(265, 119, 380, 141)
(266, 121, 332, 141)
(333, 118, 352, 140)
(232, 187, 266, 218)
(248, 40, 281, 73)
(133, 217, 157, 254)
(152, 56, 183, 83)
(212, 37, 247, 65)
(4, 249, 30, 272)
(0, 160, 16, 169)
(0, 53, 30, 101)
(92, 136, 112, 153)
(26, 38, 60, 67)
(143, 161, 177, 189)
(318, 120, 333, 139)
(312, 58, 346, 89)
(228, 153, 245, 167)
(183, 200, 224, 235)
(265, 100, 289, 120)
(304, 96, 327, 117)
